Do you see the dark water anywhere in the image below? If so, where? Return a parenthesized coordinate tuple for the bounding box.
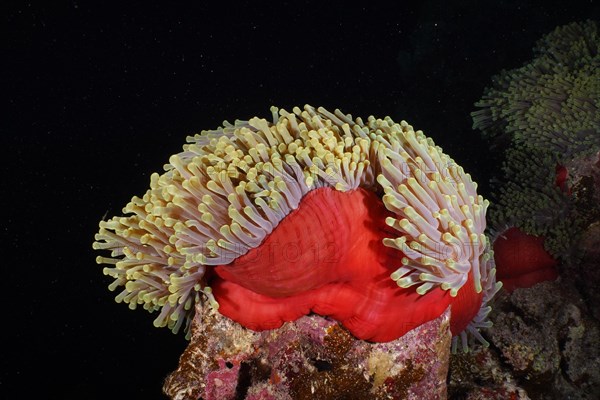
(4, 1, 599, 399)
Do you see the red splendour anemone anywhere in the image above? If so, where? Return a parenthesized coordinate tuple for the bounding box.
(94, 105, 502, 351)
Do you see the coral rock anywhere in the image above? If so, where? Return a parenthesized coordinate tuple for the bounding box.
(449, 279, 600, 399)
(448, 346, 529, 399)
(164, 302, 453, 400)
(575, 221, 600, 321)
(486, 282, 600, 398)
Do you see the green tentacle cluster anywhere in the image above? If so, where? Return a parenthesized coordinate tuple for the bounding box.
(472, 20, 600, 259)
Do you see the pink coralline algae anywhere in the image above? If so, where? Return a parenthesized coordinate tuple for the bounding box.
(163, 302, 453, 400)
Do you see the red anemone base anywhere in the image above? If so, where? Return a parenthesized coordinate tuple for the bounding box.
(493, 227, 559, 293)
(211, 187, 482, 342)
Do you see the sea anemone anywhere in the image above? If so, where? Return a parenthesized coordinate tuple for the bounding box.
(471, 20, 599, 159)
(471, 20, 600, 261)
(93, 105, 501, 351)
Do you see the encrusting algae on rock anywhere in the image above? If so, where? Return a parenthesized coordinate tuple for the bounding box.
(93, 105, 501, 353)
(163, 301, 453, 400)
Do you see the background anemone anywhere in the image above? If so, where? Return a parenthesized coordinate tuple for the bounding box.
(471, 20, 600, 261)
(93, 105, 501, 350)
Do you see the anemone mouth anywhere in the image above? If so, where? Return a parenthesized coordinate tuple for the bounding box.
(93, 104, 499, 346)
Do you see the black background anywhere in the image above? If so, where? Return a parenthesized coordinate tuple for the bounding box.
(4, 1, 599, 399)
